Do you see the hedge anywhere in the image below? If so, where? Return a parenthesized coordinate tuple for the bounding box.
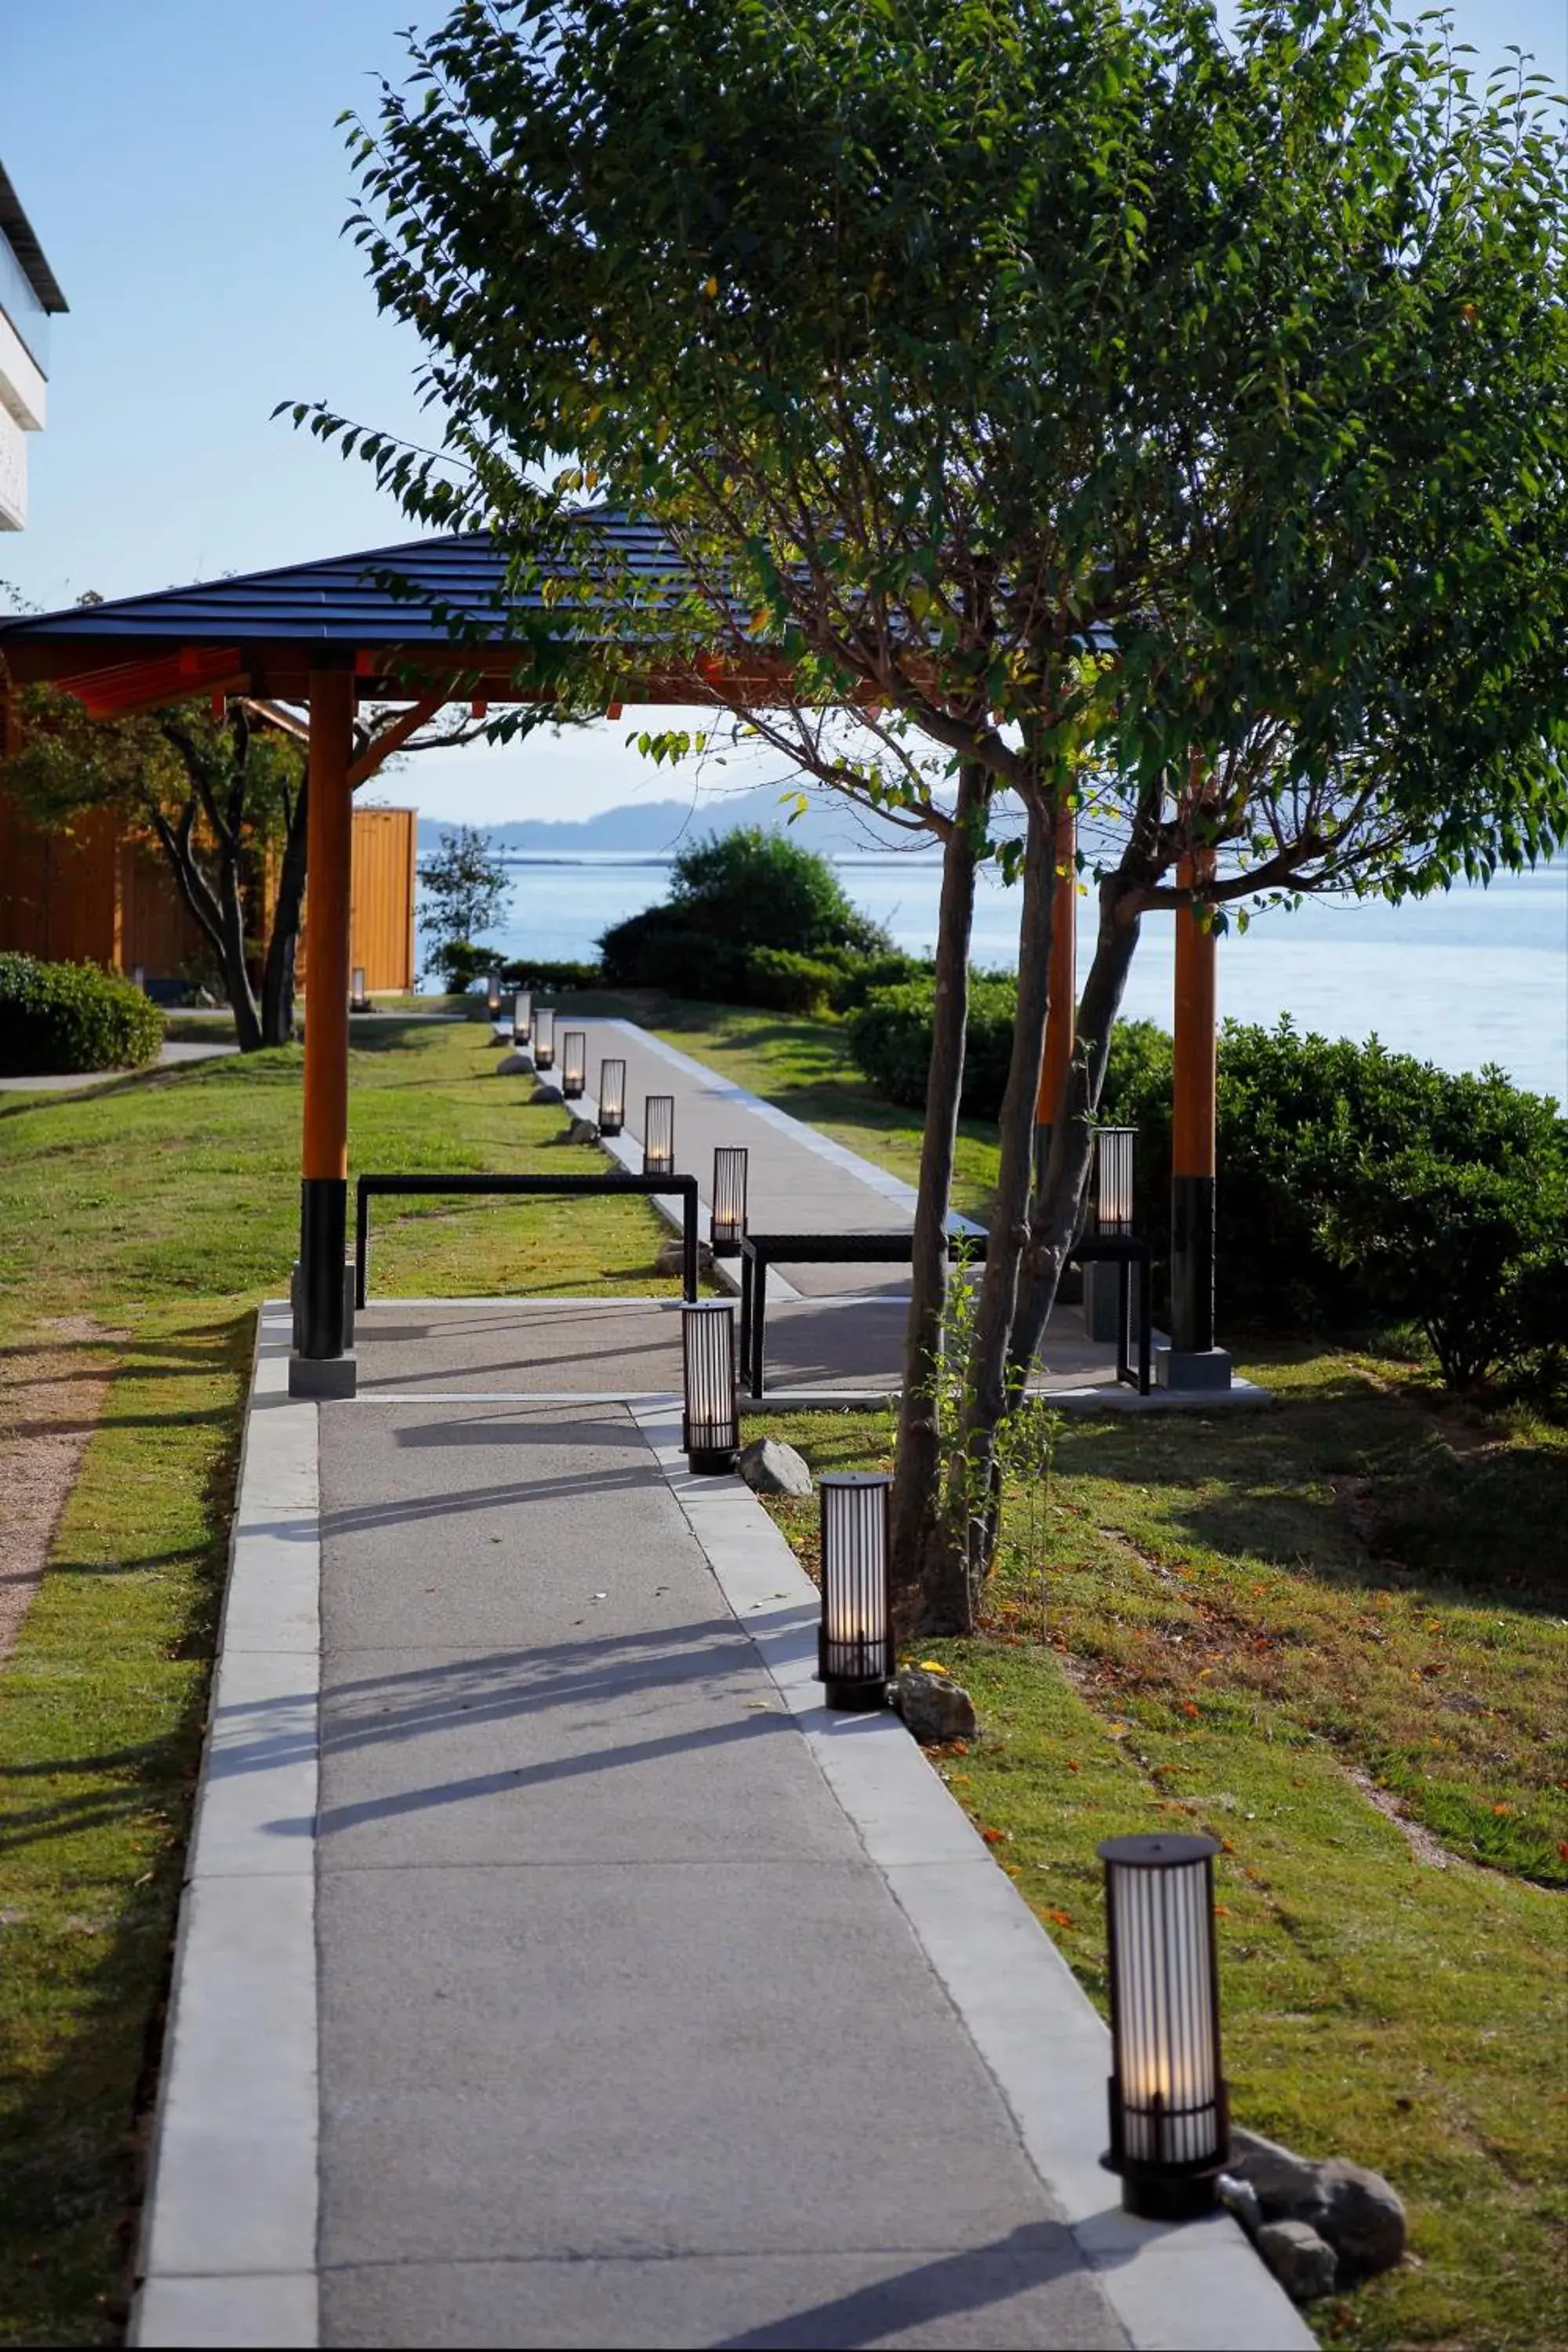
(0, 954, 165, 1076)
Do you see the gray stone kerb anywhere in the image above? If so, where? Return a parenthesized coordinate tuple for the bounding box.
(634, 1403, 1315, 2352)
(130, 1303, 321, 2352)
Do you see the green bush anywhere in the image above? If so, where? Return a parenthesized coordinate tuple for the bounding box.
(743, 946, 844, 1014)
(0, 954, 164, 1076)
(1323, 1155, 1568, 1390)
(598, 826, 890, 1001)
(846, 972, 1018, 1113)
(499, 956, 602, 993)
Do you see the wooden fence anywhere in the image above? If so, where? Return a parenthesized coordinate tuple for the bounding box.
(0, 793, 416, 993)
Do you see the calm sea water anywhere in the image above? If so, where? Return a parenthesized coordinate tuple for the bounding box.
(472, 853, 1568, 1105)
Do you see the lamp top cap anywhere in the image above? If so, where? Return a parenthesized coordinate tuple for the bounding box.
(1097, 1832, 1218, 1867)
(819, 1470, 891, 1490)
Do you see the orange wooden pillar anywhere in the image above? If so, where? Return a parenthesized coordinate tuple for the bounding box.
(1031, 806, 1077, 1186)
(1163, 849, 1231, 1387)
(290, 660, 357, 1396)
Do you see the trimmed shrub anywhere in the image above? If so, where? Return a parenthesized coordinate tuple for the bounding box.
(744, 946, 844, 1014)
(499, 957, 602, 993)
(0, 954, 165, 1076)
(847, 973, 1018, 1114)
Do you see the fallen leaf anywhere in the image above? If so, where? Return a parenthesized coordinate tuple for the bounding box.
(1066, 1759, 1080, 1772)
(917, 1659, 946, 1673)
(981, 1827, 1007, 1845)
(1046, 1908, 1073, 1928)
(1214, 1904, 1230, 1916)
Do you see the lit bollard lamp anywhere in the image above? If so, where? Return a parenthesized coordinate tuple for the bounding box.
(817, 1474, 893, 1710)
(597, 1058, 626, 1137)
(514, 989, 532, 1047)
(350, 965, 368, 1012)
(485, 970, 502, 1019)
(681, 1301, 739, 1474)
(1084, 1124, 1139, 1346)
(132, 964, 147, 994)
(643, 1094, 675, 1176)
(1098, 1831, 1230, 2220)
(561, 1029, 587, 1099)
(533, 1006, 556, 1070)
(710, 1146, 749, 1256)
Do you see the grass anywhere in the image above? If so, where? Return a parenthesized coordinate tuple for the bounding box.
(752, 1358, 1568, 2352)
(0, 1015, 680, 2346)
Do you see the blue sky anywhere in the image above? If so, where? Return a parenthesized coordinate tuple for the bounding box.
(2, 0, 1563, 826)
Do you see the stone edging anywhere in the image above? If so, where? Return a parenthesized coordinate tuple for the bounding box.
(634, 1404, 1316, 2352)
(129, 1304, 321, 2350)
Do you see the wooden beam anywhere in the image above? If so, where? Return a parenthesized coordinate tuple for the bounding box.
(1034, 806, 1077, 1134)
(347, 692, 446, 789)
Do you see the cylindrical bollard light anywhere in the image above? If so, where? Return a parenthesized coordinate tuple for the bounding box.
(643, 1094, 675, 1176)
(681, 1301, 739, 1473)
(514, 989, 533, 1047)
(1095, 1127, 1137, 1234)
(598, 1057, 626, 1136)
(533, 1006, 556, 1070)
(710, 1146, 749, 1255)
(132, 964, 147, 994)
(1098, 1831, 1229, 2220)
(350, 965, 368, 1012)
(561, 1029, 587, 1099)
(485, 970, 502, 1018)
(817, 1475, 893, 1710)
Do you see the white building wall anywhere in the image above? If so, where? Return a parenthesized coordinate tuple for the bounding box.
(0, 401, 25, 528)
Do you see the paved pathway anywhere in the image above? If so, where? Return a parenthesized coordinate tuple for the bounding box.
(132, 1306, 1307, 2352)
(0, 1038, 238, 1094)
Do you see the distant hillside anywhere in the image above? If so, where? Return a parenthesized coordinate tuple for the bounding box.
(416, 782, 936, 859)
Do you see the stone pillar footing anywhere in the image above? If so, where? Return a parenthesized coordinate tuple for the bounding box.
(1154, 1345, 1232, 1392)
(288, 1349, 358, 1400)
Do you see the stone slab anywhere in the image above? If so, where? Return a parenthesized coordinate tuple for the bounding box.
(134, 2273, 318, 2350)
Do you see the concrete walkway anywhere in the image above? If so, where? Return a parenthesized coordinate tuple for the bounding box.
(0, 1038, 239, 1094)
(132, 1303, 1309, 2352)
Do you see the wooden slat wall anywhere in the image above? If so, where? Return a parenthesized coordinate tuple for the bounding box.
(0, 789, 418, 994)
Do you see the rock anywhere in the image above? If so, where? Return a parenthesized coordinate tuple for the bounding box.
(736, 1437, 813, 1497)
(1316, 2159, 1406, 2281)
(495, 1051, 532, 1076)
(895, 1666, 978, 1746)
(1228, 2128, 1330, 2224)
(1216, 2174, 1263, 2238)
(655, 1236, 714, 1277)
(566, 1118, 600, 1144)
(1256, 2220, 1338, 2303)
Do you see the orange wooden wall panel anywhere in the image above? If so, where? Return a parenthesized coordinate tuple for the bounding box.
(0, 789, 416, 994)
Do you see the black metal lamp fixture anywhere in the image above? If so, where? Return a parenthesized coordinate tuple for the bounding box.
(643, 1094, 675, 1176)
(350, 965, 368, 1013)
(514, 989, 532, 1047)
(710, 1146, 749, 1255)
(1098, 1831, 1230, 2220)
(817, 1474, 893, 1710)
(561, 1029, 587, 1099)
(485, 970, 502, 1018)
(681, 1301, 739, 1473)
(597, 1057, 626, 1136)
(533, 1006, 556, 1070)
(1095, 1127, 1137, 1235)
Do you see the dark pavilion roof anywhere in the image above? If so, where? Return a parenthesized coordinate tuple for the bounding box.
(0, 512, 778, 716)
(0, 161, 68, 314)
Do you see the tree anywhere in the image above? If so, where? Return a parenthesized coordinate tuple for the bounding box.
(418, 822, 512, 987)
(2, 687, 492, 1047)
(296, 0, 1568, 1624)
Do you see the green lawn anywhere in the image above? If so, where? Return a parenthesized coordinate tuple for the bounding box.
(752, 1365, 1568, 2352)
(0, 1016, 678, 2347)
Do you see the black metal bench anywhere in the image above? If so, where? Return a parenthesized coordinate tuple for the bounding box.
(736, 1227, 1150, 1398)
(354, 1171, 702, 1306)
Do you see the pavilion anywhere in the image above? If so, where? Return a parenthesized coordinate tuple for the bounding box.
(0, 515, 1225, 1396)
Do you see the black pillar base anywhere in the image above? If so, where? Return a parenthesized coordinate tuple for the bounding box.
(686, 1447, 738, 1476)
(299, 1177, 348, 1359)
(822, 1677, 890, 1711)
(1170, 1173, 1216, 1356)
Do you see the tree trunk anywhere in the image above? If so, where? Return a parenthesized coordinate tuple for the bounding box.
(261, 775, 309, 1047)
(888, 764, 985, 1639)
(920, 788, 1055, 1618)
(1009, 876, 1145, 1381)
(151, 802, 264, 1051)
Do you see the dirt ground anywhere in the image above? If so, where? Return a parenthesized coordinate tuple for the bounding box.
(0, 1318, 120, 1662)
